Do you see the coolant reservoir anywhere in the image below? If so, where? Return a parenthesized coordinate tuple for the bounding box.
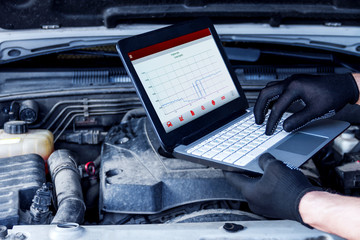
(0, 121, 54, 160)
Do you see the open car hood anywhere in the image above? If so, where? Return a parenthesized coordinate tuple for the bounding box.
(2, 0, 360, 30)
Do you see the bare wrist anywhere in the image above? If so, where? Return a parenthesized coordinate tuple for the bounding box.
(352, 73, 360, 105)
(298, 191, 329, 227)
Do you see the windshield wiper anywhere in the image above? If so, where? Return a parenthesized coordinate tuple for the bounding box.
(224, 47, 334, 62)
(224, 46, 359, 72)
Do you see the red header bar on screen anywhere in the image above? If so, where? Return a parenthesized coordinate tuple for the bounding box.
(128, 28, 211, 61)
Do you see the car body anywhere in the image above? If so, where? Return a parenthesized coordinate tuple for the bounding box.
(0, 1, 359, 239)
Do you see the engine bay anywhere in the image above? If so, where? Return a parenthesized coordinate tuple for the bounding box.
(1, 41, 360, 229)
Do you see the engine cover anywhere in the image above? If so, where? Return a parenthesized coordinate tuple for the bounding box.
(0, 154, 46, 227)
(100, 117, 244, 214)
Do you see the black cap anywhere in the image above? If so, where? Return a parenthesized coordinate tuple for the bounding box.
(4, 121, 28, 134)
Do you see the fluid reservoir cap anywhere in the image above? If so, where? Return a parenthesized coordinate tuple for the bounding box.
(4, 120, 28, 134)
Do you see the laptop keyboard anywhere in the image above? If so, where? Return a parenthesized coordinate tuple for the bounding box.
(187, 113, 292, 167)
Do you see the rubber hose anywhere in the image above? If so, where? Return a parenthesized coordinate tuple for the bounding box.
(48, 149, 86, 224)
(121, 108, 146, 123)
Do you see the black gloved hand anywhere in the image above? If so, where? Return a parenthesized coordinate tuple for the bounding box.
(254, 73, 359, 135)
(224, 153, 321, 224)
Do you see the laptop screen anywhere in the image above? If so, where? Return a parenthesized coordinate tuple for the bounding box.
(128, 28, 240, 133)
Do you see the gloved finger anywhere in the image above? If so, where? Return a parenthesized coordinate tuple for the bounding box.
(223, 171, 257, 190)
(265, 80, 281, 87)
(254, 84, 285, 125)
(258, 153, 278, 171)
(282, 106, 327, 132)
(265, 88, 299, 135)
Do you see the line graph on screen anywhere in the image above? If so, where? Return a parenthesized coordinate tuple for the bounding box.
(140, 50, 231, 116)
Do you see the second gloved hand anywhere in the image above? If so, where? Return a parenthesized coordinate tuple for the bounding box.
(254, 73, 359, 135)
(224, 153, 321, 224)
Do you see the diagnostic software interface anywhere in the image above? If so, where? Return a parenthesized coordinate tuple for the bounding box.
(129, 28, 240, 132)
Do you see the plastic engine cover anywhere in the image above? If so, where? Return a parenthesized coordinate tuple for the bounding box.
(100, 117, 244, 214)
(0, 154, 46, 227)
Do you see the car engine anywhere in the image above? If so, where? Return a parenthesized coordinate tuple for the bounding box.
(0, 41, 360, 230)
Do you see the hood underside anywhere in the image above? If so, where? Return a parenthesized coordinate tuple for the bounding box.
(2, 0, 360, 30)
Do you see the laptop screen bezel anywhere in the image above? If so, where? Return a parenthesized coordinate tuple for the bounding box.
(117, 18, 249, 151)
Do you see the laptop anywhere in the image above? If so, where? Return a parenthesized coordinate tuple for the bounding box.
(116, 18, 349, 173)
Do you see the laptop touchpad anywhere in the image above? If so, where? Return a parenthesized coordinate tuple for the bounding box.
(275, 133, 327, 155)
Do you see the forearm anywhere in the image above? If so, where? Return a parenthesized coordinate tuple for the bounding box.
(353, 73, 360, 105)
(299, 191, 360, 240)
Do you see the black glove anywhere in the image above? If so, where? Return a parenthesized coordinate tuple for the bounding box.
(254, 73, 359, 135)
(224, 153, 321, 224)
